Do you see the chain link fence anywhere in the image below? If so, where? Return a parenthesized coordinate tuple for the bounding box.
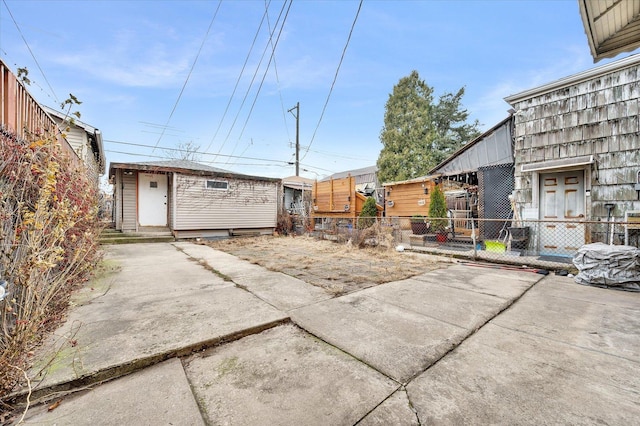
(311, 215, 640, 272)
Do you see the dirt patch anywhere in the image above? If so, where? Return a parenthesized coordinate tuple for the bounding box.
(205, 235, 444, 295)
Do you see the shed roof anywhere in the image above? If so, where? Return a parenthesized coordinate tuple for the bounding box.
(282, 175, 314, 190)
(428, 116, 513, 176)
(322, 165, 378, 184)
(579, 0, 640, 62)
(108, 159, 281, 182)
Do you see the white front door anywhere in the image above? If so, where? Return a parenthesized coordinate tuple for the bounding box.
(539, 170, 585, 256)
(138, 173, 168, 226)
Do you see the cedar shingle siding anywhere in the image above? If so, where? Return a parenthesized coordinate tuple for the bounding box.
(508, 57, 640, 221)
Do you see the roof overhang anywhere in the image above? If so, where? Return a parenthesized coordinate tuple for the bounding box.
(521, 155, 594, 173)
(579, 0, 640, 62)
(109, 162, 281, 183)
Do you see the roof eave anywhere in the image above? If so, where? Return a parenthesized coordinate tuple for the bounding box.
(108, 162, 281, 183)
(504, 54, 640, 105)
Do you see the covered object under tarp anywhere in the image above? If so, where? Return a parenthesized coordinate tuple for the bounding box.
(573, 243, 640, 291)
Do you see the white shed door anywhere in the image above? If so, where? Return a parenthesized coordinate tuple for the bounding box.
(138, 173, 168, 226)
(539, 170, 585, 257)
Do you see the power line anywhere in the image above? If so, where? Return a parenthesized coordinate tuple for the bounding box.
(265, 0, 292, 145)
(151, 0, 222, 152)
(203, 0, 271, 156)
(220, 0, 290, 164)
(226, 0, 293, 166)
(105, 149, 290, 169)
(301, 0, 363, 161)
(2, 0, 59, 104)
(104, 138, 289, 165)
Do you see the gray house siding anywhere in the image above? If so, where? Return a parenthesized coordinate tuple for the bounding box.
(173, 174, 277, 232)
(507, 57, 640, 222)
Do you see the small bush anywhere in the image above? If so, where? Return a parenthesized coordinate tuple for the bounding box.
(357, 197, 378, 229)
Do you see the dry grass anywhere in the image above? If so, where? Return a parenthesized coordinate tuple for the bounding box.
(206, 235, 443, 295)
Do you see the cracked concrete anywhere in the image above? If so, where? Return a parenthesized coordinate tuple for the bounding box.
(11, 241, 640, 425)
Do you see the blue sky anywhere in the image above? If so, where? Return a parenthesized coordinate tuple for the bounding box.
(0, 0, 631, 184)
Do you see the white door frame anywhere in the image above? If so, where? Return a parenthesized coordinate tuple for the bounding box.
(537, 169, 587, 256)
(138, 173, 168, 227)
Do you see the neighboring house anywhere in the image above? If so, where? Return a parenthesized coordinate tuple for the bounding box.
(281, 175, 314, 216)
(109, 159, 280, 238)
(428, 116, 515, 240)
(505, 54, 640, 251)
(43, 106, 106, 184)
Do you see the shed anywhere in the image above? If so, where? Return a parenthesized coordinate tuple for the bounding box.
(323, 165, 382, 202)
(383, 176, 436, 218)
(109, 159, 280, 238)
(429, 116, 515, 240)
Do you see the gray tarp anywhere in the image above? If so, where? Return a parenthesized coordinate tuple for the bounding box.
(573, 243, 640, 291)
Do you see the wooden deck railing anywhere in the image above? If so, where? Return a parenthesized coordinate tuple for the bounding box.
(0, 59, 78, 162)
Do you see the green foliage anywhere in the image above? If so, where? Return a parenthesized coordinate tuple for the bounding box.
(358, 196, 378, 229)
(377, 70, 481, 184)
(410, 214, 426, 223)
(17, 67, 30, 86)
(428, 185, 448, 232)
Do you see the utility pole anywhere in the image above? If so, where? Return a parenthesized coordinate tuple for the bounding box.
(288, 102, 300, 176)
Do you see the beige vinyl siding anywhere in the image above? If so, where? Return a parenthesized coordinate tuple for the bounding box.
(114, 170, 123, 230)
(66, 128, 100, 183)
(122, 172, 137, 231)
(174, 174, 277, 230)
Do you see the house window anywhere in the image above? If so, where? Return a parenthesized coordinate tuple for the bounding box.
(150, 181, 158, 188)
(206, 180, 228, 190)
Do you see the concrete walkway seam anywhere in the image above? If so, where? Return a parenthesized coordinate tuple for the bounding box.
(400, 272, 546, 386)
(6, 317, 290, 408)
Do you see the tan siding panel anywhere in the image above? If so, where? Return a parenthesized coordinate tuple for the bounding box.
(174, 174, 277, 230)
(122, 173, 137, 231)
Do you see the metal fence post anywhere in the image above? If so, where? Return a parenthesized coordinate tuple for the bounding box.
(472, 219, 477, 259)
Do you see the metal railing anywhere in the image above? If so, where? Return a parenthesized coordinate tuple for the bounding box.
(311, 215, 640, 271)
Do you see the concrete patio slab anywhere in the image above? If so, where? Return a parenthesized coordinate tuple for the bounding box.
(173, 241, 267, 278)
(174, 242, 332, 310)
(183, 324, 398, 426)
(364, 278, 518, 329)
(291, 291, 466, 383)
(492, 276, 640, 361)
(412, 263, 540, 299)
(407, 323, 640, 425)
(26, 243, 288, 398)
(21, 358, 204, 426)
(357, 389, 419, 426)
(291, 264, 542, 383)
(406, 275, 640, 425)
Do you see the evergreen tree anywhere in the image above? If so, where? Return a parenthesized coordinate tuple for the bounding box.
(377, 71, 481, 184)
(428, 185, 448, 232)
(358, 196, 378, 229)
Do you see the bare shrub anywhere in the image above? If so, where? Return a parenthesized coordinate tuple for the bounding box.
(0, 129, 102, 400)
